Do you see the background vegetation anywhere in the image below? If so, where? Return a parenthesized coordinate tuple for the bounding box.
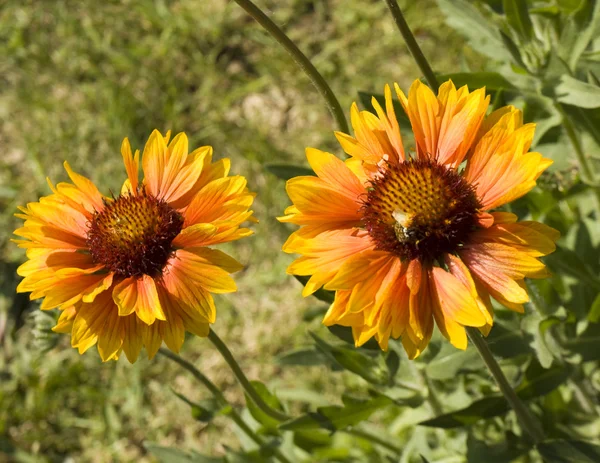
(2, 0, 600, 462)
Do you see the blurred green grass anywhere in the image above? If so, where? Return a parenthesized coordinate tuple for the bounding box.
(0, 0, 471, 460)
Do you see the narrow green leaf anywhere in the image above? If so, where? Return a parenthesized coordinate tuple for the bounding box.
(486, 323, 533, 358)
(558, 0, 600, 71)
(467, 432, 531, 463)
(537, 439, 600, 462)
(425, 344, 483, 380)
(310, 332, 389, 385)
(561, 322, 600, 361)
(420, 362, 570, 428)
(171, 389, 222, 423)
(503, 0, 533, 42)
(279, 393, 392, 431)
(545, 247, 600, 291)
(556, 75, 600, 108)
(515, 361, 571, 400)
(244, 381, 285, 432)
(293, 429, 332, 451)
(276, 347, 330, 367)
(436, 0, 512, 61)
(588, 294, 600, 322)
(265, 163, 314, 180)
(420, 396, 509, 428)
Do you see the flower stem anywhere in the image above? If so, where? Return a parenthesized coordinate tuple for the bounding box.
(208, 331, 406, 453)
(232, 0, 349, 133)
(466, 327, 545, 443)
(383, 0, 439, 89)
(208, 329, 291, 421)
(157, 348, 293, 463)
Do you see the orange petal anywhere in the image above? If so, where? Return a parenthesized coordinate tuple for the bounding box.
(63, 161, 105, 212)
(121, 137, 139, 194)
(305, 148, 365, 201)
(430, 267, 486, 327)
(113, 275, 166, 325)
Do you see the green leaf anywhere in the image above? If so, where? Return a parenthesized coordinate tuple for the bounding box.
(292, 430, 332, 452)
(279, 393, 392, 431)
(265, 163, 313, 180)
(420, 396, 509, 428)
(556, 75, 600, 108)
(425, 343, 483, 380)
(514, 361, 571, 400)
(275, 347, 330, 367)
(558, 0, 600, 71)
(503, 0, 533, 42)
(244, 381, 285, 432)
(560, 322, 600, 361)
(421, 362, 570, 428)
(467, 432, 531, 463)
(170, 389, 224, 423)
(437, 0, 512, 61)
(545, 246, 600, 291)
(310, 332, 390, 385)
(588, 294, 600, 322)
(437, 72, 516, 91)
(537, 439, 600, 462)
(486, 323, 533, 358)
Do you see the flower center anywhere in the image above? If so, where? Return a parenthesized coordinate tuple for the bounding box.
(362, 159, 481, 262)
(87, 192, 184, 278)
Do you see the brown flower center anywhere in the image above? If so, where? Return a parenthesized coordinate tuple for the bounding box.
(87, 192, 184, 278)
(361, 159, 481, 262)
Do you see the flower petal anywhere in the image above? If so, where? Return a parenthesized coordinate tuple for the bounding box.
(113, 275, 166, 325)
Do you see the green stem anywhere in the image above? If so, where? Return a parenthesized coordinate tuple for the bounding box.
(208, 329, 291, 422)
(233, 0, 349, 133)
(383, 0, 439, 89)
(158, 348, 293, 463)
(208, 332, 407, 454)
(345, 428, 402, 455)
(466, 328, 545, 443)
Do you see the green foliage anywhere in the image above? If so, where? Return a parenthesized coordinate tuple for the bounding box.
(4, 0, 600, 461)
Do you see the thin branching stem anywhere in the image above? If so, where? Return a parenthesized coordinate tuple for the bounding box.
(466, 328, 545, 443)
(157, 348, 293, 463)
(208, 329, 291, 421)
(233, 0, 349, 132)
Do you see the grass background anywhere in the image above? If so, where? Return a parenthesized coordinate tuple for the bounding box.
(0, 1, 476, 461)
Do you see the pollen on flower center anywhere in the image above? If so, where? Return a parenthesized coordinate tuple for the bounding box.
(362, 159, 481, 262)
(87, 191, 184, 278)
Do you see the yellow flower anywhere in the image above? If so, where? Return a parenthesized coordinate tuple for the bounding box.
(15, 130, 255, 362)
(280, 79, 559, 358)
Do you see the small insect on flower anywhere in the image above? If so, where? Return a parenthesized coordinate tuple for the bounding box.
(14, 130, 255, 362)
(280, 80, 559, 358)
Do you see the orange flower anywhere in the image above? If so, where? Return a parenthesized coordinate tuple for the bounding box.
(15, 130, 255, 362)
(280, 80, 559, 358)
